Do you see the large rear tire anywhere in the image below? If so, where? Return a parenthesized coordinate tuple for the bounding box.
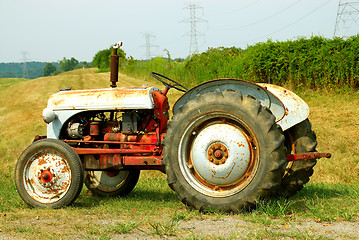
(84, 168, 140, 197)
(280, 119, 317, 197)
(15, 139, 83, 208)
(163, 90, 287, 212)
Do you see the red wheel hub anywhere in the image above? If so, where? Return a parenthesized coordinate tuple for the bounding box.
(41, 170, 53, 183)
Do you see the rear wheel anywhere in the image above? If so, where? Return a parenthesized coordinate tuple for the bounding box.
(15, 139, 83, 208)
(280, 119, 317, 197)
(84, 168, 140, 197)
(163, 90, 287, 212)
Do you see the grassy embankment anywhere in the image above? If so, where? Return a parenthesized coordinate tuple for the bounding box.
(0, 68, 358, 239)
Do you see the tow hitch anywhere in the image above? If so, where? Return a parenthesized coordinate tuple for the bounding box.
(287, 152, 331, 161)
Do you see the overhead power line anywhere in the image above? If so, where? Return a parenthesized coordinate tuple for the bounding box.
(221, 0, 262, 15)
(228, 0, 303, 30)
(249, 0, 332, 43)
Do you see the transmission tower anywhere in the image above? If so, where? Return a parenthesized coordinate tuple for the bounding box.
(142, 33, 158, 59)
(181, 3, 207, 56)
(334, 0, 359, 38)
(21, 51, 29, 79)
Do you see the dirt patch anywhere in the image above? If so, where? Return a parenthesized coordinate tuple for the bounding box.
(107, 217, 359, 239)
(1, 213, 358, 239)
(113, 217, 358, 239)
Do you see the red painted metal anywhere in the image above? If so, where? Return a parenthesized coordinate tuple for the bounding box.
(73, 148, 153, 155)
(286, 152, 331, 161)
(123, 156, 162, 166)
(40, 170, 53, 183)
(84, 154, 122, 170)
(151, 90, 169, 132)
(90, 122, 100, 136)
(64, 139, 157, 145)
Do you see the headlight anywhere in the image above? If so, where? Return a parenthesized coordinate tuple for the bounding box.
(43, 108, 57, 124)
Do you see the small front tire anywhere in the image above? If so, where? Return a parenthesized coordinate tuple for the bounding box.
(15, 139, 84, 208)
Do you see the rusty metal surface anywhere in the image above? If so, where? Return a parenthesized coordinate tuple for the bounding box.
(110, 48, 119, 88)
(190, 123, 252, 188)
(23, 149, 72, 204)
(73, 148, 153, 155)
(84, 155, 163, 170)
(173, 79, 310, 131)
(123, 156, 162, 166)
(287, 152, 331, 161)
(257, 83, 310, 131)
(173, 79, 274, 116)
(84, 154, 122, 170)
(64, 139, 157, 146)
(45, 87, 159, 111)
(177, 112, 260, 198)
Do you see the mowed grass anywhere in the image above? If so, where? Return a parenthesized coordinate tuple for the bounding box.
(0, 69, 358, 239)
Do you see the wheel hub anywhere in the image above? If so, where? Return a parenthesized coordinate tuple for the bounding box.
(190, 123, 253, 187)
(207, 143, 228, 165)
(40, 169, 53, 183)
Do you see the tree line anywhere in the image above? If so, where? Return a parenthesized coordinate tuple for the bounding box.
(0, 59, 91, 79)
(43, 58, 91, 76)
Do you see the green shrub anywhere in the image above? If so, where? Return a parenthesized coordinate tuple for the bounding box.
(114, 35, 359, 91)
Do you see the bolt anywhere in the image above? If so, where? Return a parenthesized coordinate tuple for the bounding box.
(192, 131, 196, 135)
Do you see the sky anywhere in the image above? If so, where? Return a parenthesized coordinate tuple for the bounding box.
(0, 0, 354, 63)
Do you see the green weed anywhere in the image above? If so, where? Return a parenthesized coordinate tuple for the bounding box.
(148, 219, 179, 236)
(105, 221, 139, 234)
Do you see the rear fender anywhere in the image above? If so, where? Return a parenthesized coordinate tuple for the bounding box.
(172, 79, 309, 131)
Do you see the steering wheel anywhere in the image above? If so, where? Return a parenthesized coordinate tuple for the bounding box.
(151, 72, 188, 93)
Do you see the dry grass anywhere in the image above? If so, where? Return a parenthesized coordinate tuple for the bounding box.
(301, 91, 359, 183)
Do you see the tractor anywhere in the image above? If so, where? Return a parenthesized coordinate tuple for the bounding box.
(15, 42, 330, 212)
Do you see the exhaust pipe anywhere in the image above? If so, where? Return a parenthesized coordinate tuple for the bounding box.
(110, 42, 123, 88)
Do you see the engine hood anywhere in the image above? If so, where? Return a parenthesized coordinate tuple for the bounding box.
(46, 86, 159, 111)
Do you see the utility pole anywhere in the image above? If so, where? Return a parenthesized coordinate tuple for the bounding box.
(181, 3, 207, 56)
(142, 33, 158, 60)
(334, 0, 359, 38)
(21, 51, 29, 79)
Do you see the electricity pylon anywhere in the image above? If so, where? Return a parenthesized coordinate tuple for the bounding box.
(334, 0, 359, 38)
(181, 3, 207, 56)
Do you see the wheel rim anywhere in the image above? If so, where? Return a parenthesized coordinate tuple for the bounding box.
(87, 171, 129, 192)
(23, 149, 72, 204)
(178, 112, 259, 197)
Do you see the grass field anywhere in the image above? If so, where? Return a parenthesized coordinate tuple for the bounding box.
(0, 69, 358, 239)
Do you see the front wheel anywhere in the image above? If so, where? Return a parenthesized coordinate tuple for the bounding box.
(163, 90, 287, 212)
(15, 139, 84, 208)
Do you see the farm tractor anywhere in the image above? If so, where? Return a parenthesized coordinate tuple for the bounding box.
(15, 42, 331, 212)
